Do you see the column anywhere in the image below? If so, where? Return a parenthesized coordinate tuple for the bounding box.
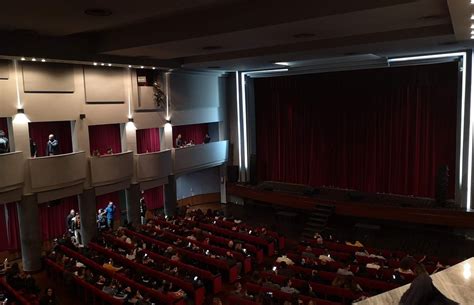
(78, 188, 97, 246)
(126, 183, 141, 226)
(220, 164, 227, 204)
(164, 175, 177, 217)
(16, 195, 41, 272)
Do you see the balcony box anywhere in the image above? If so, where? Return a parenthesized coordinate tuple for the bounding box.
(135, 149, 172, 183)
(0, 152, 25, 202)
(174, 140, 228, 175)
(89, 151, 133, 187)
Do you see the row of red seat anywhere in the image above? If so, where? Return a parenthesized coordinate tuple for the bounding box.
(143, 225, 252, 273)
(88, 242, 206, 305)
(244, 281, 341, 305)
(152, 218, 264, 264)
(44, 258, 123, 305)
(101, 233, 223, 293)
(0, 277, 37, 305)
(123, 229, 240, 283)
(58, 245, 184, 305)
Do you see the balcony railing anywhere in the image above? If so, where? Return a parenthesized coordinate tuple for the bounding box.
(135, 149, 172, 182)
(89, 151, 134, 187)
(0, 152, 25, 194)
(173, 140, 228, 174)
(29, 151, 86, 192)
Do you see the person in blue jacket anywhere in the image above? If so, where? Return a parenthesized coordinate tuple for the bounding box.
(105, 201, 116, 229)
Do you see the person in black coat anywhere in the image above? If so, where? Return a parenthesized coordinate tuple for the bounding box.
(40, 288, 59, 305)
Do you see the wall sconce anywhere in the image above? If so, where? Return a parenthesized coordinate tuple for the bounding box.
(165, 119, 171, 124)
(17, 108, 25, 114)
(128, 117, 134, 122)
(79, 114, 86, 120)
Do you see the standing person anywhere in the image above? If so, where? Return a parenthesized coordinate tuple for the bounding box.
(39, 287, 58, 305)
(175, 134, 183, 148)
(0, 130, 9, 154)
(46, 134, 59, 156)
(97, 209, 107, 231)
(140, 194, 147, 225)
(71, 214, 81, 245)
(105, 201, 116, 229)
(203, 133, 211, 144)
(30, 138, 37, 157)
(66, 209, 75, 236)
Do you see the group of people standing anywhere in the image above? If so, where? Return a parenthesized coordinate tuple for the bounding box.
(175, 133, 211, 148)
(0, 130, 59, 157)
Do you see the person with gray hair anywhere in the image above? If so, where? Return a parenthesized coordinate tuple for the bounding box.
(46, 134, 59, 156)
(0, 130, 9, 154)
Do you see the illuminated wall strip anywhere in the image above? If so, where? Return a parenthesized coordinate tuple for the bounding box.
(241, 73, 249, 169)
(469, 54, 474, 211)
(127, 69, 133, 119)
(389, 52, 468, 209)
(165, 72, 170, 120)
(235, 71, 243, 172)
(13, 60, 22, 108)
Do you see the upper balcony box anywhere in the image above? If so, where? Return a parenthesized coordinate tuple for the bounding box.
(174, 140, 228, 175)
(135, 149, 172, 182)
(0, 152, 24, 194)
(89, 151, 133, 187)
(29, 151, 86, 192)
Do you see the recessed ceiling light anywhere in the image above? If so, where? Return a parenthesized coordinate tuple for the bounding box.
(471, 0, 474, 4)
(274, 62, 289, 66)
(41, 59, 46, 62)
(128, 65, 132, 68)
(108, 63, 112, 66)
(31, 58, 36, 62)
(471, 35, 474, 39)
(140, 66, 144, 69)
(471, 14, 474, 20)
(202, 45, 222, 51)
(84, 8, 112, 17)
(152, 67, 156, 70)
(93, 62, 98, 66)
(20, 57, 26, 61)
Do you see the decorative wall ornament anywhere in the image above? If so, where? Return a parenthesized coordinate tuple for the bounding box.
(153, 81, 166, 111)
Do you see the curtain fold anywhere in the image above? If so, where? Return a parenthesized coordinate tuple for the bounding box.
(143, 186, 164, 210)
(39, 196, 78, 241)
(255, 63, 458, 199)
(136, 128, 161, 154)
(0, 118, 8, 135)
(0, 202, 21, 251)
(28, 121, 73, 157)
(172, 123, 209, 147)
(88, 124, 122, 155)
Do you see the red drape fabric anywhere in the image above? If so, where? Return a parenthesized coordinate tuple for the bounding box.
(255, 63, 458, 198)
(136, 128, 161, 154)
(172, 123, 209, 147)
(96, 192, 121, 221)
(0, 118, 8, 135)
(28, 121, 73, 157)
(143, 186, 164, 210)
(39, 196, 78, 241)
(0, 202, 21, 251)
(88, 124, 122, 155)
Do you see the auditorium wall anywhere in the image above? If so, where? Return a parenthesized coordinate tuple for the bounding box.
(176, 167, 220, 201)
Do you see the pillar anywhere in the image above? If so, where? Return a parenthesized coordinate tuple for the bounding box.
(78, 188, 97, 246)
(164, 175, 177, 217)
(16, 195, 41, 272)
(220, 164, 227, 204)
(126, 183, 141, 226)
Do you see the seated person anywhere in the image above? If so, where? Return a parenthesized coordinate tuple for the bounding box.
(337, 263, 354, 276)
(280, 279, 299, 294)
(103, 259, 123, 272)
(397, 256, 415, 275)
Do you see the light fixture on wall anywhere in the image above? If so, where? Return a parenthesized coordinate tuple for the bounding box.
(165, 119, 171, 124)
(93, 62, 98, 66)
(128, 117, 134, 122)
(79, 114, 86, 120)
(41, 59, 46, 62)
(31, 58, 37, 62)
(20, 57, 26, 61)
(17, 108, 25, 114)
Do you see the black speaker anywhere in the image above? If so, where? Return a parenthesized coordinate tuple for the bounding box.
(227, 165, 239, 183)
(249, 154, 257, 185)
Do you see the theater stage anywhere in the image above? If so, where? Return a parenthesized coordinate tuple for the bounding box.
(354, 257, 474, 305)
(227, 184, 474, 229)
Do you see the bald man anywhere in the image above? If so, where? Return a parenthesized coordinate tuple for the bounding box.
(46, 134, 59, 156)
(0, 130, 9, 154)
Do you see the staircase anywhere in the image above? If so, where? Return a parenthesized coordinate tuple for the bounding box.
(302, 203, 335, 238)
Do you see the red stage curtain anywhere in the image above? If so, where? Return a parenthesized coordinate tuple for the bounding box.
(88, 124, 122, 155)
(0, 203, 21, 251)
(143, 186, 164, 210)
(96, 192, 121, 221)
(28, 121, 73, 157)
(255, 62, 458, 198)
(136, 128, 160, 154)
(39, 196, 78, 241)
(172, 123, 209, 147)
(0, 118, 8, 135)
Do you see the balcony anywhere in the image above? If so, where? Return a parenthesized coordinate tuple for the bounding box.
(89, 151, 134, 187)
(0, 152, 25, 200)
(135, 150, 172, 182)
(173, 140, 228, 175)
(29, 151, 86, 192)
